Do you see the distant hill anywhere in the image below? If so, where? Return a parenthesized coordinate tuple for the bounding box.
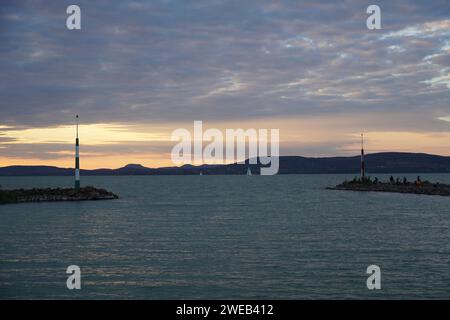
(1, 152, 450, 176)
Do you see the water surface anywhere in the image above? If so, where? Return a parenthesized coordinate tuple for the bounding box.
(0, 174, 449, 299)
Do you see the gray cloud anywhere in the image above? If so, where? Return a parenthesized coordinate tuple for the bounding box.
(0, 0, 449, 160)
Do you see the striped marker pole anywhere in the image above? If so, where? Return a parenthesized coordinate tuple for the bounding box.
(75, 115, 80, 189)
(360, 133, 365, 180)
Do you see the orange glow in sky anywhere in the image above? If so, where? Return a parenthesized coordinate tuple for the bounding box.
(0, 116, 449, 169)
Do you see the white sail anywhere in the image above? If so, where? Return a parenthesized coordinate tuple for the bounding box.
(246, 167, 252, 176)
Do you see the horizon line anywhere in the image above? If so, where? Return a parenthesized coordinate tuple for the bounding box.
(1, 151, 448, 171)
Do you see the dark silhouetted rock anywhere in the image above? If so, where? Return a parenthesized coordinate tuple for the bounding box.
(328, 180, 450, 197)
(0, 186, 118, 204)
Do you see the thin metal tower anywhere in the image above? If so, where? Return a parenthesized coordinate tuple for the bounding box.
(360, 133, 365, 179)
(75, 115, 80, 189)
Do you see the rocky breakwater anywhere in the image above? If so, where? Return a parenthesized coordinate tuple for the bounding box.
(328, 179, 450, 197)
(0, 186, 119, 204)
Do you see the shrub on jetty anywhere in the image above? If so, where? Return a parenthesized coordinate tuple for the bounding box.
(346, 176, 376, 185)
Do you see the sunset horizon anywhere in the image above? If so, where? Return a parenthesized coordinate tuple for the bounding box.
(1, 117, 449, 169)
(1, 1, 449, 170)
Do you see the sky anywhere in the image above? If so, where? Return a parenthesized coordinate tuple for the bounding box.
(0, 0, 449, 169)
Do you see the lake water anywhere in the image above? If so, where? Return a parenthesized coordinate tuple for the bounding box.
(0, 174, 449, 299)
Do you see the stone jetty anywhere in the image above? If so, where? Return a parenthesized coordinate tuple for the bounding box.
(328, 179, 450, 197)
(0, 186, 118, 204)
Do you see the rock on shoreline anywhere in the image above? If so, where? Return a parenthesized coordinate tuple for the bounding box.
(0, 186, 119, 204)
(328, 181, 450, 197)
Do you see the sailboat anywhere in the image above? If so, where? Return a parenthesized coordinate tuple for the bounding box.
(199, 171, 203, 176)
(246, 167, 252, 176)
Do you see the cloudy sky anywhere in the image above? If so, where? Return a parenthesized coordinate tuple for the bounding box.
(0, 0, 449, 168)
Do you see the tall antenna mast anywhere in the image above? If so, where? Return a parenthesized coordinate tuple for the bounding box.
(75, 115, 80, 189)
(360, 133, 365, 180)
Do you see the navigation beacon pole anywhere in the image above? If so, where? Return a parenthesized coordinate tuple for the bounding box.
(75, 115, 80, 190)
(360, 133, 365, 180)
